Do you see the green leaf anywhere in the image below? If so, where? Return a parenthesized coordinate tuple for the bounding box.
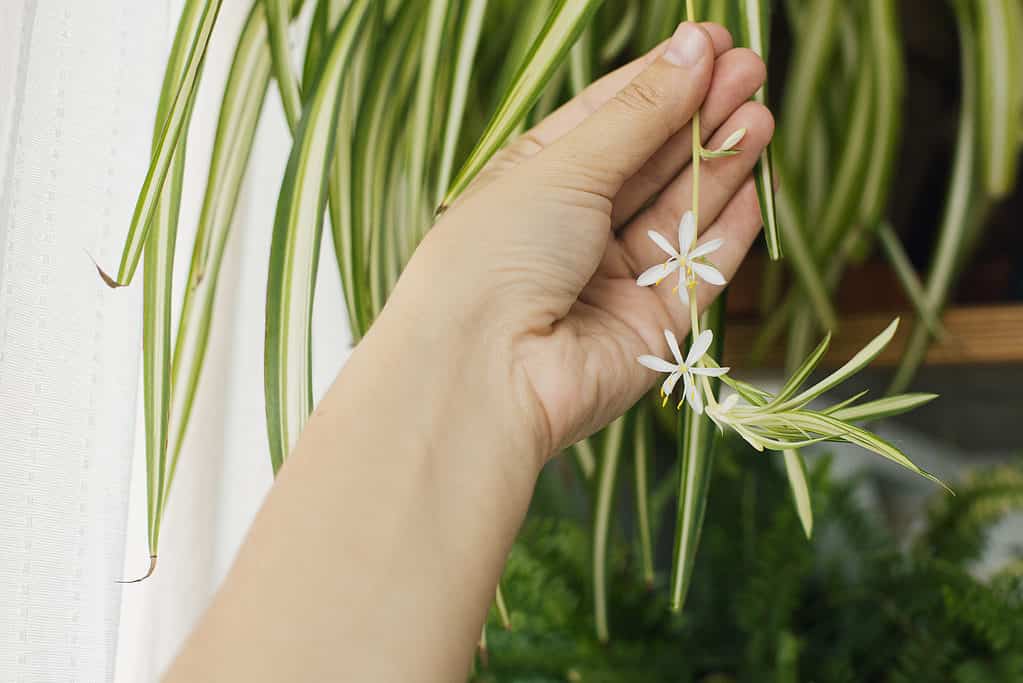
(264, 0, 373, 473)
(669, 299, 725, 612)
(633, 405, 655, 588)
(441, 0, 604, 208)
(264, 0, 306, 130)
(829, 393, 938, 424)
(783, 449, 813, 538)
(890, 0, 980, 394)
(858, 0, 904, 228)
(104, 0, 222, 287)
(774, 182, 838, 330)
(977, 0, 1021, 197)
(739, 0, 782, 260)
(777, 319, 899, 412)
(877, 221, 945, 339)
(165, 2, 275, 509)
(593, 414, 626, 643)
(769, 331, 831, 408)
(435, 0, 490, 204)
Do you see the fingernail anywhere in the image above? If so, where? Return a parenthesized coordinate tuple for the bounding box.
(663, 23, 707, 67)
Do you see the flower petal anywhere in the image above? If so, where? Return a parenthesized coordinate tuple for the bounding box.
(692, 262, 726, 286)
(678, 211, 696, 254)
(691, 365, 729, 377)
(637, 354, 677, 373)
(636, 260, 678, 286)
(686, 329, 714, 366)
(664, 329, 684, 365)
(677, 280, 690, 305)
(662, 370, 682, 398)
(718, 127, 746, 152)
(688, 238, 724, 259)
(647, 230, 679, 259)
(720, 393, 740, 411)
(684, 373, 703, 414)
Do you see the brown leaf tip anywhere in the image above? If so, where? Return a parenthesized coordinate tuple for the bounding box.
(116, 555, 157, 583)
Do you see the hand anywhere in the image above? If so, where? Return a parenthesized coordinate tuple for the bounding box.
(388, 22, 774, 458)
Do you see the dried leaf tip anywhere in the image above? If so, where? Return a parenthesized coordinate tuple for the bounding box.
(116, 555, 157, 583)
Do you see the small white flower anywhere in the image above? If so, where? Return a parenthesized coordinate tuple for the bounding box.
(700, 127, 747, 159)
(636, 211, 727, 305)
(637, 329, 730, 413)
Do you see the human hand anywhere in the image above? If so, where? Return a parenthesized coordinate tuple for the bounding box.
(382, 21, 773, 462)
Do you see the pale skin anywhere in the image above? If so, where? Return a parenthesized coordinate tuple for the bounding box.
(164, 22, 773, 682)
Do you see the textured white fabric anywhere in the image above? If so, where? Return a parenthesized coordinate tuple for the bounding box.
(0, 2, 351, 681)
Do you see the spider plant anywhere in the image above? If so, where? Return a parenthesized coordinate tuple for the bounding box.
(105, 0, 1020, 651)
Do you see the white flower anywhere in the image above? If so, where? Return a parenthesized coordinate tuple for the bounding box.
(637, 329, 729, 413)
(635, 210, 727, 305)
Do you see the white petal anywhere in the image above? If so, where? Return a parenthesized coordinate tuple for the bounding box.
(637, 354, 677, 373)
(662, 370, 682, 398)
(678, 211, 696, 254)
(636, 260, 678, 286)
(664, 329, 684, 365)
(677, 280, 690, 305)
(688, 238, 724, 259)
(718, 127, 746, 152)
(686, 329, 714, 366)
(691, 365, 729, 377)
(692, 262, 727, 286)
(720, 393, 740, 411)
(647, 230, 679, 259)
(685, 374, 704, 414)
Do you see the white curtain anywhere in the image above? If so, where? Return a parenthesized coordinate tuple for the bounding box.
(0, 2, 350, 681)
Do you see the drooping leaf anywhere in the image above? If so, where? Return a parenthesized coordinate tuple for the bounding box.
(593, 414, 626, 642)
(264, 0, 372, 473)
(441, 0, 604, 208)
(105, 0, 223, 287)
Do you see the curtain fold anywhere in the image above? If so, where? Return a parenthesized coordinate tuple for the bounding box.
(0, 2, 351, 681)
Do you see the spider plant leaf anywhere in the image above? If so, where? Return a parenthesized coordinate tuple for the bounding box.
(265, 0, 372, 473)
(435, 0, 490, 204)
(633, 405, 655, 588)
(890, 0, 979, 394)
(720, 375, 772, 406)
(104, 0, 223, 287)
(774, 183, 838, 330)
(264, 0, 306, 130)
(572, 437, 597, 479)
(782, 449, 812, 537)
(355, 4, 424, 322)
(858, 0, 904, 228)
(302, 0, 349, 88)
(739, 0, 782, 260)
(877, 221, 945, 339)
(830, 393, 938, 424)
(593, 414, 626, 643)
(786, 411, 948, 490)
(777, 319, 898, 412)
(599, 0, 638, 64)
(778, 0, 838, 177)
(568, 24, 593, 95)
(821, 389, 869, 415)
(441, 0, 604, 208)
(977, 0, 1020, 197)
(768, 331, 831, 407)
(636, 0, 677, 53)
(669, 299, 725, 612)
(165, 2, 275, 504)
(494, 583, 512, 630)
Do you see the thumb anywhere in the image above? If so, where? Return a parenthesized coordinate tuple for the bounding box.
(533, 22, 714, 200)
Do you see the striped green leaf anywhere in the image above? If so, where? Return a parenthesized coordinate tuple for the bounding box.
(441, 0, 604, 208)
(830, 392, 938, 424)
(669, 298, 725, 612)
(739, 0, 782, 260)
(977, 0, 1020, 197)
(104, 0, 222, 287)
(264, 0, 372, 473)
(165, 2, 275, 510)
(774, 182, 837, 330)
(877, 221, 946, 339)
(593, 414, 626, 642)
(264, 0, 305, 129)
(890, 0, 979, 394)
(633, 405, 654, 588)
(782, 449, 812, 538)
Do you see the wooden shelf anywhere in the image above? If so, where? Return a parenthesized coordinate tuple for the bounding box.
(723, 304, 1023, 368)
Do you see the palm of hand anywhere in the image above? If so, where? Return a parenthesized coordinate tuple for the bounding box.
(422, 26, 773, 454)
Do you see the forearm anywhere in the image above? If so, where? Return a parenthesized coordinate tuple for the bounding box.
(164, 292, 543, 682)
